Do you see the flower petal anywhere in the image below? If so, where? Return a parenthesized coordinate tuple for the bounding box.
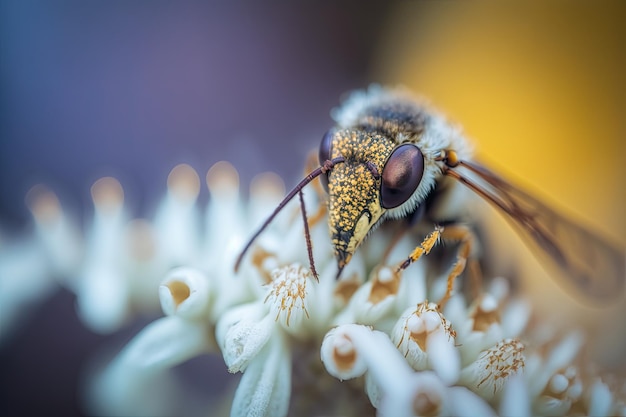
(392, 302, 459, 383)
(588, 379, 613, 417)
(215, 302, 275, 373)
(447, 385, 497, 417)
(501, 298, 531, 339)
(119, 316, 211, 370)
(499, 372, 531, 417)
(320, 325, 369, 380)
(76, 267, 130, 334)
(26, 184, 82, 279)
(427, 328, 460, 385)
(159, 267, 212, 320)
(153, 164, 201, 267)
(230, 334, 291, 417)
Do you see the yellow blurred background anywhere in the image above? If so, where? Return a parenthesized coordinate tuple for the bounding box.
(0, 5, 623, 414)
(372, 2, 625, 368)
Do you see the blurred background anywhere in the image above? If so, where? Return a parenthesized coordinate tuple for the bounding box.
(0, 2, 624, 416)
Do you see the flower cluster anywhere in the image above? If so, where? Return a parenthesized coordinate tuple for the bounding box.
(2, 161, 624, 417)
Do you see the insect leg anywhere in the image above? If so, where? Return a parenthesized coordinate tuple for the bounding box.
(437, 224, 475, 308)
(467, 258, 484, 300)
(396, 226, 443, 272)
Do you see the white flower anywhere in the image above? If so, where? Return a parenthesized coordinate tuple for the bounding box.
(7, 159, 625, 417)
(320, 323, 494, 417)
(25, 184, 83, 278)
(230, 332, 292, 417)
(0, 234, 52, 343)
(1, 184, 81, 342)
(445, 276, 531, 365)
(391, 301, 460, 385)
(153, 163, 202, 267)
(159, 267, 213, 320)
(459, 338, 525, 399)
(216, 302, 276, 373)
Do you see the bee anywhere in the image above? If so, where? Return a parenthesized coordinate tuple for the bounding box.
(235, 86, 624, 303)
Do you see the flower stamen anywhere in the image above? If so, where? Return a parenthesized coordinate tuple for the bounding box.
(474, 339, 525, 396)
(265, 264, 310, 328)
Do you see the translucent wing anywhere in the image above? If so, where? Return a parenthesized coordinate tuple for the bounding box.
(445, 160, 625, 302)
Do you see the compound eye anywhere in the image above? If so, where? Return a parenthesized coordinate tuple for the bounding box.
(380, 144, 424, 209)
(318, 130, 334, 192)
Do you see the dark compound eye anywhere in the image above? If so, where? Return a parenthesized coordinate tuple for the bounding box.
(318, 130, 334, 192)
(380, 144, 424, 209)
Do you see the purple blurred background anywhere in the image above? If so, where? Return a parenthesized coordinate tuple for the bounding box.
(0, 2, 392, 415)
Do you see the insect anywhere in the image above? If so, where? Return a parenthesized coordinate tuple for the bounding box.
(235, 86, 624, 303)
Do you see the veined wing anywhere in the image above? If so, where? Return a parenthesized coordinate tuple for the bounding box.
(445, 160, 625, 303)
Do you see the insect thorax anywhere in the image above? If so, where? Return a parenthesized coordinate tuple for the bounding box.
(354, 103, 429, 144)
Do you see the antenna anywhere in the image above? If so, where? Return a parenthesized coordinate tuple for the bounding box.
(234, 157, 345, 275)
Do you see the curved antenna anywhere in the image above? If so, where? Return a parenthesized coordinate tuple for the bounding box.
(234, 157, 345, 273)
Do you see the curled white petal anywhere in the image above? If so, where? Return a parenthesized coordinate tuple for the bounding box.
(76, 267, 130, 334)
(365, 371, 382, 410)
(394, 260, 427, 313)
(366, 265, 401, 305)
(454, 294, 506, 361)
(392, 302, 459, 383)
(377, 370, 496, 417)
(550, 373, 569, 394)
(124, 219, 165, 314)
(210, 240, 254, 317)
(487, 276, 510, 302)
(153, 164, 201, 266)
(533, 395, 571, 416)
(533, 364, 583, 415)
(447, 385, 497, 417)
(118, 316, 211, 371)
(26, 184, 82, 278)
(339, 270, 398, 327)
(215, 302, 275, 373)
(588, 379, 612, 417)
(545, 331, 584, 374)
(159, 267, 212, 320)
(427, 327, 460, 385)
(0, 242, 53, 342)
(442, 294, 469, 329)
(307, 262, 349, 332)
(391, 309, 428, 371)
(379, 372, 447, 417)
(320, 325, 369, 380)
(248, 172, 285, 228)
(77, 177, 129, 333)
(527, 331, 585, 401)
(87, 359, 182, 417)
(86, 177, 127, 266)
(501, 298, 531, 339)
(204, 161, 245, 268)
(499, 372, 531, 417)
(469, 293, 500, 332)
(322, 323, 413, 400)
(230, 334, 291, 417)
